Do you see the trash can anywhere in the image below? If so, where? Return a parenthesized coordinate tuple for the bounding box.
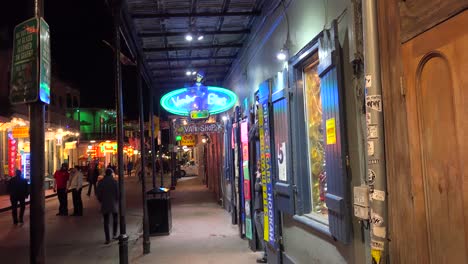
(147, 187, 172, 236)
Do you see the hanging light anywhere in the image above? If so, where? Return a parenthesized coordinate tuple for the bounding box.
(185, 32, 193, 41)
(197, 33, 204, 41)
(192, 71, 197, 75)
(276, 48, 288, 61)
(186, 70, 192, 76)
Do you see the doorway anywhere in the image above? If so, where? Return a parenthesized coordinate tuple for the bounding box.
(402, 10, 468, 263)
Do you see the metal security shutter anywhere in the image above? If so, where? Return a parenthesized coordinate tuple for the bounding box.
(319, 21, 351, 244)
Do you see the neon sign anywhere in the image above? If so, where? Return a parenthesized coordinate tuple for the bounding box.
(161, 86, 237, 117)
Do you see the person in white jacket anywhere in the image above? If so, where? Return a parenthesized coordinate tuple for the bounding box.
(68, 166, 83, 216)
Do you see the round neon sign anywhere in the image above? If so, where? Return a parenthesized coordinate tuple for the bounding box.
(160, 86, 237, 116)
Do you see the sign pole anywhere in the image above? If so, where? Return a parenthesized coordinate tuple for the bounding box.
(29, 0, 46, 263)
(137, 59, 150, 254)
(112, 1, 129, 263)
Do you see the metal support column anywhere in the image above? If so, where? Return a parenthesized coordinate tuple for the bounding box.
(112, 1, 129, 262)
(169, 120, 176, 189)
(29, 0, 46, 263)
(149, 88, 156, 189)
(137, 59, 150, 254)
(363, 0, 388, 263)
(158, 105, 163, 188)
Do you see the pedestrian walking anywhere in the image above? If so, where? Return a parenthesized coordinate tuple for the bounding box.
(54, 163, 70, 216)
(254, 160, 267, 263)
(96, 168, 119, 244)
(127, 161, 133, 176)
(68, 166, 83, 216)
(7, 169, 29, 225)
(87, 164, 99, 196)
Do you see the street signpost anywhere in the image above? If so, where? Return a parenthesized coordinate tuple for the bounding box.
(10, 2, 50, 263)
(10, 17, 50, 105)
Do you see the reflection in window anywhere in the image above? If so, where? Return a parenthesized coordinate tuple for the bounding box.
(303, 61, 328, 221)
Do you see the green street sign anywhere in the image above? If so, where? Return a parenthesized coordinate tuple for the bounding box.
(175, 135, 182, 141)
(10, 17, 50, 105)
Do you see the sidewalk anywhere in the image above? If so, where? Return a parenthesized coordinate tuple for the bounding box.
(130, 176, 259, 264)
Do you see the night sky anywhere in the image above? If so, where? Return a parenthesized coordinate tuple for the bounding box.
(1, 0, 146, 120)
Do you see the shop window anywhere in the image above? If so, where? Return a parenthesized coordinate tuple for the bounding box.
(285, 22, 351, 243)
(303, 61, 328, 222)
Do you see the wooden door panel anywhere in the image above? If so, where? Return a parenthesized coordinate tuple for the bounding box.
(402, 10, 468, 263)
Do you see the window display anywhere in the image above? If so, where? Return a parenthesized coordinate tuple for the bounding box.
(303, 62, 328, 220)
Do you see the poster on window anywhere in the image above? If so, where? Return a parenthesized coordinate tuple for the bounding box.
(258, 81, 276, 248)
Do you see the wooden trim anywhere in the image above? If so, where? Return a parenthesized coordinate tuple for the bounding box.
(400, 0, 468, 42)
(377, 0, 417, 263)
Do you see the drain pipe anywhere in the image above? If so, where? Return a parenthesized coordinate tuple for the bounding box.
(362, 1, 388, 263)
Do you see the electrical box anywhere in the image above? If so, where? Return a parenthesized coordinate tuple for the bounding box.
(353, 186, 369, 219)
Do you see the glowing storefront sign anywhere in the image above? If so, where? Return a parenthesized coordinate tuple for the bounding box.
(161, 86, 237, 117)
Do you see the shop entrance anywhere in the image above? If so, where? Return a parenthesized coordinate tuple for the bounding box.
(402, 10, 468, 263)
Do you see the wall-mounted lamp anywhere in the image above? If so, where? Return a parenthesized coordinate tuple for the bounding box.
(185, 32, 193, 41)
(222, 115, 228, 121)
(276, 48, 288, 61)
(197, 33, 204, 41)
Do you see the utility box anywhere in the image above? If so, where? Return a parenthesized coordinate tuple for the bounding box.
(147, 187, 172, 236)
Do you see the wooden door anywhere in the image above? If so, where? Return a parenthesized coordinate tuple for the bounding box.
(402, 10, 468, 263)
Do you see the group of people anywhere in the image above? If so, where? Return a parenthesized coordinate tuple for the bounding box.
(7, 163, 120, 244)
(55, 163, 120, 244)
(53, 163, 84, 216)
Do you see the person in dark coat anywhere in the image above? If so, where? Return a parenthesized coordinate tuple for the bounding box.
(87, 164, 99, 196)
(7, 170, 29, 225)
(96, 168, 119, 244)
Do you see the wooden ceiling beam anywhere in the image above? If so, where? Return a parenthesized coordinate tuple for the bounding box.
(151, 64, 231, 71)
(132, 11, 261, 19)
(143, 43, 242, 52)
(146, 55, 236, 62)
(138, 29, 251, 38)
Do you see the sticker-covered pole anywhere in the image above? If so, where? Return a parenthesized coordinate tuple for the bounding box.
(363, 0, 388, 263)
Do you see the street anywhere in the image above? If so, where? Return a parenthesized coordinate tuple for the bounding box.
(0, 174, 259, 264)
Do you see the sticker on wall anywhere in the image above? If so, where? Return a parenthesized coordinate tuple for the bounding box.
(370, 211, 384, 226)
(368, 169, 376, 185)
(369, 159, 380, 165)
(366, 112, 372, 125)
(326, 118, 337, 145)
(373, 226, 386, 238)
(371, 240, 385, 251)
(366, 95, 382, 112)
(367, 124, 378, 139)
(371, 249, 382, 264)
(277, 142, 287, 181)
(368, 141, 375, 156)
(365, 75, 372, 88)
(372, 189, 385, 201)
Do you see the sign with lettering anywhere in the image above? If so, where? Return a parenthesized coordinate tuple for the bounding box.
(12, 127, 29, 138)
(10, 17, 50, 105)
(258, 80, 276, 248)
(174, 122, 224, 135)
(180, 134, 196, 146)
(160, 86, 237, 116)
(8, 134, 17, 176)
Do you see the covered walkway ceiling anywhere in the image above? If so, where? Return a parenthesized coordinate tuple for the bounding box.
(126, 0, 267, 90)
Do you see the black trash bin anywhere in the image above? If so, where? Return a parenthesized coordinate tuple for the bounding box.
(147, 187, 172, 236)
